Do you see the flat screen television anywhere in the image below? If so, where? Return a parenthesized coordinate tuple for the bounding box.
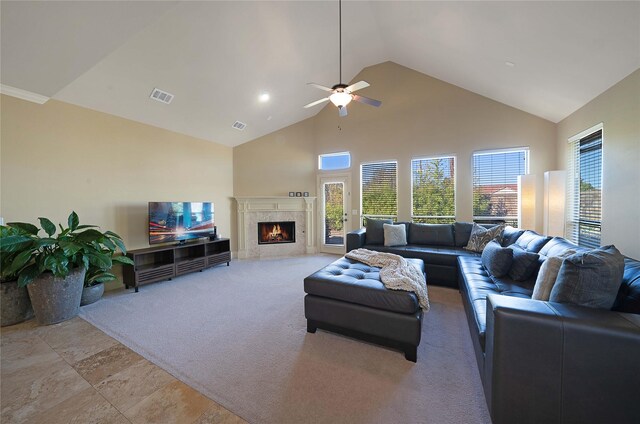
(149, 202, 214, 245)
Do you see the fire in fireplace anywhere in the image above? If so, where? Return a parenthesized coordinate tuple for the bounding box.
(258, 221, 296, 245)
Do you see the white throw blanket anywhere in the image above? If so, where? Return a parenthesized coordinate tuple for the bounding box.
(345, 248, 430, 311)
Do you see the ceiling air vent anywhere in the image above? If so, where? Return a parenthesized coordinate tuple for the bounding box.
(232, 121, 247, 131)
(149, 88, 174, 104)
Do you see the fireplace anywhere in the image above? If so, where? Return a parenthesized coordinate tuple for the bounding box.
(258, 221, 296, 245)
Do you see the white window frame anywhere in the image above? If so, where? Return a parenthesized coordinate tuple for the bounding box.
(472, 147, 530, 224)
(410, 155, 457, 223)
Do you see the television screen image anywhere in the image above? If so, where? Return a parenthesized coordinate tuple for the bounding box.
(149, 202, 214, 244)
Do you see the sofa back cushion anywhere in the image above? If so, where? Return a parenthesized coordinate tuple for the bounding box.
(514, 230, 552, 253)
(454, 222, 473, 247)
(501, 226, 525, 247)
(365, 218, 392, 245)
(408, 223, 454, 247)
(538, 237, 581, 257)
(481, 240, 513, 278)
(612, 257, 640, 314)
(550, 245, 625, 309)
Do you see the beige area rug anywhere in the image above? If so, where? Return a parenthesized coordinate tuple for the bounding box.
(80, 255, 491, 424)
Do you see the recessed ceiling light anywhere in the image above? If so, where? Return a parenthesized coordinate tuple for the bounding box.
(505, 61, 515, 67)
(259, 92, 270, 102)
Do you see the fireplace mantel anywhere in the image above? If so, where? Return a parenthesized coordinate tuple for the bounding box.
(234, 196, 316, 259)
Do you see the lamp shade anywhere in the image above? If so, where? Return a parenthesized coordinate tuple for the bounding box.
(544, 170, 566, 237)
(518, 174, 536, 230)
(329, 91, 352, 107)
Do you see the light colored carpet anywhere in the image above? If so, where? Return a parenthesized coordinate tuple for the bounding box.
(80, 254, 492, 424)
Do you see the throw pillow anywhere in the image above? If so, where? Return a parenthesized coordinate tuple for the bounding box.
(383, 223, 407, 247)
(508, 245, 541, 281)
(550, 245, 625, 309)
(531, 249, 576, 301)
(464, 223, 506, 253)
(481, 239, 513, 278)
(365, 218, 392, 245)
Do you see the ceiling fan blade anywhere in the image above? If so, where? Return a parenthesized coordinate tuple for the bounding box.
(353, 94, 382, 107)
(303, 97, 330, 108)
(346, 81, 370, 93)
(307, 83, 333, 92)
(339, 105, 348, 117)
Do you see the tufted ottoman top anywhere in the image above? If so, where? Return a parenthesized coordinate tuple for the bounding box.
(304, 256, 425, 314)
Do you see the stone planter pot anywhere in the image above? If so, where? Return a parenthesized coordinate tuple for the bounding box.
(27, 267, 86, 325)
(80, 283, 105, 306)
(1, 280, 34, 327)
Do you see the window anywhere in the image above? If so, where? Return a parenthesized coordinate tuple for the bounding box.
(567, 128, 602, 248)
(472, 148, 529, 226)
(361, 161, 397, 225)
(319, 152, 350, 170)
(411, 156, 456, 223)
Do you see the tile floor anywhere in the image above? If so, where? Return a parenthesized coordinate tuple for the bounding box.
(1, 317, 247, 424)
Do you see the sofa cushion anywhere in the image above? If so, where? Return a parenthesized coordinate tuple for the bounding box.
(514, 230, 552, 253)
(538, 237, 581, 257)
(383, 223, 407, 247)
(454, 222, 473, 247)
(508, 245, 541, 281)
(612, 257, 640, 313)
(481, 240, 513, 278)
(550, 245, 625, 309)
(408, 223, 455, 247)
(368, 244, 478, 267)
(365, 218, 392, 245)
(464, 223, 505, 252)
(532, 249, 576, 301)
(303, 256, 423, 314)
(501, 226, 525, 247)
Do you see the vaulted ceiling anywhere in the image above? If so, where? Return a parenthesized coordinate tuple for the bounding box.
(2, 1, 639, 147)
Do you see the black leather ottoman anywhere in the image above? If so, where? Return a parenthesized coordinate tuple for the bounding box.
(304, 256, 425, 361)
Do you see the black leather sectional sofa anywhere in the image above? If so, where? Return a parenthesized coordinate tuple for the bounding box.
(346, 222, 640, 424)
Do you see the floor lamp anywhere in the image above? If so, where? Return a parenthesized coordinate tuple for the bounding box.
(518, 175, 536, 230)
(544, 170, 566, 237)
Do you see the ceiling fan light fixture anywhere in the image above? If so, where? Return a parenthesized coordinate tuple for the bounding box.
(329, 90, 352, 107)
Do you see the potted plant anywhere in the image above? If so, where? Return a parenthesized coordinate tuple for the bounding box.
(81, 244, 134, 306)
(0, 212, 131, 325)
(0, 226, 34, 326)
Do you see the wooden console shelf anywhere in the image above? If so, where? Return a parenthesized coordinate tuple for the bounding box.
(123, 238, 230, 292)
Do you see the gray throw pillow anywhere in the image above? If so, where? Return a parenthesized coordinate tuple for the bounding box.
(464, 223, 506, 253)
(481, 239, 513, 278)
(508, 245, 540, 281)
(532, 249, 576, 301)
(365, 218, 392, 245)
(549, 245, 625, 309)
(383, 223, 407, 247)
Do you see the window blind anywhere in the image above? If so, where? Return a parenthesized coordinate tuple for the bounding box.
(472, 149, 528, 226)
(567, 130, 602, 248)
(361, 161, 397, 224)
(411, 156, 456, 223)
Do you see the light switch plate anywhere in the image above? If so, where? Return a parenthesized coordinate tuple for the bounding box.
(352, 209, 359, 216)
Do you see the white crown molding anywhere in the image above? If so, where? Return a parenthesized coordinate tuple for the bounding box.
(0, 84, 49, 104)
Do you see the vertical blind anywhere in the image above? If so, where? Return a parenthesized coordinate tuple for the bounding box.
(361, 161, 397, 224)
(411, 156, 456, 223)
(472, 149, 528, 224)
(567, 130, 602, 248)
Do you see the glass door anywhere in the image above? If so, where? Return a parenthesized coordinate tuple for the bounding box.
(319, 176, 350, 255)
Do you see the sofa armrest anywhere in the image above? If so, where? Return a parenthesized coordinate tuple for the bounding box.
(346, 228, 366, 252)
(485, 294, 640, 424)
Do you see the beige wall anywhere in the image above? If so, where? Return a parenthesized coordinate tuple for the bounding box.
(234, 62, 557, 241)
(556, 69, 640, 259)
(1, 94, 233, 288)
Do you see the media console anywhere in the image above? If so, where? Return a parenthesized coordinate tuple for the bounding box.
(122, 238, 230, 292)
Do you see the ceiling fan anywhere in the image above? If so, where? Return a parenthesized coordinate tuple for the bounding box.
(304, 0, 382, 117)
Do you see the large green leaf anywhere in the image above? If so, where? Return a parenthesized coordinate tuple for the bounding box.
(17, 264, 41, 287)
(104, 230, 123, 240)
(87, 272, 117, 285)
(86, 252, 112, 270)
(7, 222, 39, 235)
(68, 211, 79, 231)
(111, 237, 127, 254)
(75, 225, 98, 230)
(38, 218, 56, 237)
(35, 238, 57, 248)
(112, 255, 135, 266)
(76, 229, 105, 243)
(59, 240, 82, 257)
(3, 250, 33, 276)
(101, 237, 116, 251)
(0, 235, 33, 252)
